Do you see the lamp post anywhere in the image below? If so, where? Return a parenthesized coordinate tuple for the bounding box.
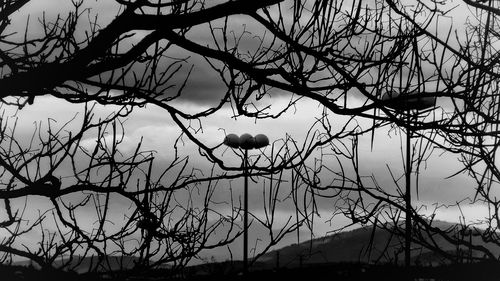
(223, 133, 269, 274)
(381, 91, 436, 269)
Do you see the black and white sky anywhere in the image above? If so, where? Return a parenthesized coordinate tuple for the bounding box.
(2, 0, 496, 263)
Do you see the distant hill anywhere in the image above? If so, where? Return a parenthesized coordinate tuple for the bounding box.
(256, 220, 500, 269)
(10, 221, 500, 276)
(13, 255, 140, 273)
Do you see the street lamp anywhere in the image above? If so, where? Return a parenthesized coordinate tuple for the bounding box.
(223, 133, 269, 274)
(381, 91, 436, 269)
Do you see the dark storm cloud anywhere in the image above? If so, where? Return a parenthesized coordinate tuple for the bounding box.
(10, 0, 228, 106)
(14, 0, 470, 108)
(151, 17, 270, 105)
(161, 54, 228, 105)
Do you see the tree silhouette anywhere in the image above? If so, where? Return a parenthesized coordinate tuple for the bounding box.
(2, 0, 500, 277)
(0, 0, 312, 274)
(285, 0, 500, 265)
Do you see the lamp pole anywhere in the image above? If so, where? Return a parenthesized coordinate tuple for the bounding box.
(382, 91, 436, 271)
(243, 148, 249, 273)
(405, 108, 412, 268)
(223, 133, 269, 275)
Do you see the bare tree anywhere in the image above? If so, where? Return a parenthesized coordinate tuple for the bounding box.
(0, 0, 316, 275)
(282, 0, 500, 265)
(5, 0, 500, 277)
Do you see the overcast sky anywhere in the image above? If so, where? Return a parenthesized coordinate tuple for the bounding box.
(3, 0, 495, 263)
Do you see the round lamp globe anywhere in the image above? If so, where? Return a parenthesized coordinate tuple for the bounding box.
(254, 134, 269, 149)
(239, 133, 255, 150)
(224, 134, 240, 148)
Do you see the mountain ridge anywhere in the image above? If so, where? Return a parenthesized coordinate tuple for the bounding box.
(256, 220, 499, 268)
